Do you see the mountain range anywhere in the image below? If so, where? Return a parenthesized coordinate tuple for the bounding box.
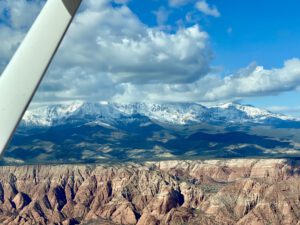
(21, 102, 296, 127)
(3, 102, 300, 165)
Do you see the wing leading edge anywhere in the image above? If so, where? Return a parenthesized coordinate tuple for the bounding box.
(0, 0, 82, 155)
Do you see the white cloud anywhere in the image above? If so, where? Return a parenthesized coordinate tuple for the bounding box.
(0, 0, 212, 103)
(0, 0, 44, 72)
(36, 67, 122, 102)
(203, 59, 300, 101)
(195, 0, 220, 17)
(56, 2, 211, 85)
(0, 26, 24, 71)
(0, 0, 44, 29)
(114, 0, 131, 4)
(1, 0, 300, 105)
(153, 7, 170, 27)
(114, 59, 300, 103)
(112, 74, 221, 103)
(169, 0, 192, 7)
(33, 0, 211, 103)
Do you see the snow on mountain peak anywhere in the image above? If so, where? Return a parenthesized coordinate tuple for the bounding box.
(212, 102, 293, 121)
(21, 102, 297, 127)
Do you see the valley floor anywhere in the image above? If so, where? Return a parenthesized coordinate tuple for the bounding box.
(0, 159, 300, 225)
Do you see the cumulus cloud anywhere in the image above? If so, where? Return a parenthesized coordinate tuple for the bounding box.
(169, 0, 192, 7)
(114, 59, 300, 103)
(0, 0, 44, 71)
(0, 0, 213, 103)
(195, 0, 220, 17)
(1, 0, 300, 105)
(35, 67, 122, 103)
(153, 7, 170, 27)
(0, 0, 44, 29)
(54, 2, 211, 85)
(0, 26, 24, 71)
(0, 0, 212, 102)
(203, 59, 300, 101)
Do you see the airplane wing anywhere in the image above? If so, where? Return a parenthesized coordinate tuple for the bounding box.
(0, 0, 82, 155)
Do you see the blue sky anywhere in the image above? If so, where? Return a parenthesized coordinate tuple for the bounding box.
(128, 0, 300, 66)
(0, 0, 299, 116)
(128, 0, 300, 115)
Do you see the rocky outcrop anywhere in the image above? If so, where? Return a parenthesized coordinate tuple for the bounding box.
(0, 159, 299, 224)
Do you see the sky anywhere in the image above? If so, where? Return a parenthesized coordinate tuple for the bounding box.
(0, 0, 299, 116)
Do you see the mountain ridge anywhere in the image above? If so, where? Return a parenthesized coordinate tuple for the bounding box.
(22, 102, 297, 128)
(1, 159, 300, 225)
(6, 101, 300, 165)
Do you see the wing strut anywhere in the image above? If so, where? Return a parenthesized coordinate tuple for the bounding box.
(0, 0, 82, 154)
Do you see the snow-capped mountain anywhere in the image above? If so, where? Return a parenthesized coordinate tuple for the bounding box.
(21, 102, 297, 127)
(10, 102, 300, 164)
(207, 103, 294, 123)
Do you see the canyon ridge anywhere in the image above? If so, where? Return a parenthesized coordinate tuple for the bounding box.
(0, 159, 300, 225)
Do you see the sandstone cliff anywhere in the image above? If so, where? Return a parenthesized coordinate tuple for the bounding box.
(0, 159, 299, 225)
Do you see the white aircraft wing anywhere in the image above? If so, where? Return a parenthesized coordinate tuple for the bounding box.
(0, 0, 82, 154)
